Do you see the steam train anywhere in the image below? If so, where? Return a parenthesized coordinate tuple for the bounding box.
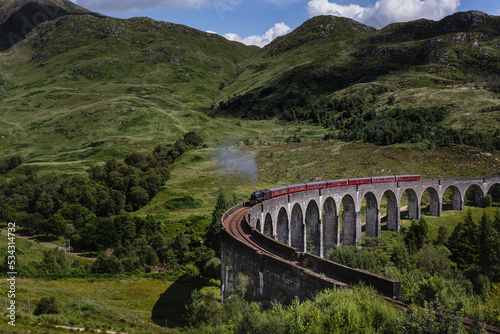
(249, 175, 420, 205)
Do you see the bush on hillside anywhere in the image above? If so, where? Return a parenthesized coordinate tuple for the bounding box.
(34, 297, 60, 316)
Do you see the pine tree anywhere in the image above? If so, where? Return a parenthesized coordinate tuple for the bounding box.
(404, 218, 430, 254)
(478, 212, 500, 280)
(494, 210, 500, 232)
(448, 210, 479, 270)
(462, 209, 479, 266)
(205, 192, 230, 256)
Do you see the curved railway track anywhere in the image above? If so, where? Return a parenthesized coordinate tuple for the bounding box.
(223, 204, 500, 334)
(224, 205, 348, 286)
(225, 206, 286, 260)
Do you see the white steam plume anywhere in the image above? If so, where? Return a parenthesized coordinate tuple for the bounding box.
(215, 147, 258, 187)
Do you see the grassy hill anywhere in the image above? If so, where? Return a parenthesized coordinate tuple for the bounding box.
(2, 6, 500, 332)
(0, 6, 259, 173)
(220, 11, 500, 134)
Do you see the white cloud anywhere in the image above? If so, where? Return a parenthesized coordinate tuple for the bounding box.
(220, 22, 292, 47)
(74, 0, 207, 13)
(307, 0, 461, 28)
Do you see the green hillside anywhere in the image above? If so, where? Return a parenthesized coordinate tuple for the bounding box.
(0, 0, 98, 51)
(0, 4, 260, 176)
(0, 2, 499, 217)
(221, 11, 500, 135)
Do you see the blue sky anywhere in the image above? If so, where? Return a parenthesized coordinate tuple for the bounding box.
(73, 0, 500, 47)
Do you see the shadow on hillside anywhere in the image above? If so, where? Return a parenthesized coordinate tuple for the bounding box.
(150, 274, 210, 328)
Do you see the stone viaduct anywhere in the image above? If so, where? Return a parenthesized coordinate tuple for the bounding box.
(221, 176, 500, 304)
(247, 176, 500, 257)
(221, 203, 402, 303)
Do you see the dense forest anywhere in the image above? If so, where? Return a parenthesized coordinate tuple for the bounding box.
(0, 132, 226, 279)
(275, 96, 500, 151)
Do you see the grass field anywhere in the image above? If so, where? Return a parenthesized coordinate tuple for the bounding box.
(0, 275, 219, 333)
(0, 225, 218, 332)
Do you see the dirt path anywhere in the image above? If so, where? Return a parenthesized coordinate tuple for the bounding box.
(54, 324, 128, 333)
(1, 229, 96, 259)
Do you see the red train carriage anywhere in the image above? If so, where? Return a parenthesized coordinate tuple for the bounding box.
(248, 174, 420, 204)
(348, 177, 372, 186)
(269, 186, 288, 198)
(288, 183, 307, 194)
(396, 174, 420, 182)
(306, 181, 327, 191)
(326, 179, 349, 188)
(372, 176, 396, 183)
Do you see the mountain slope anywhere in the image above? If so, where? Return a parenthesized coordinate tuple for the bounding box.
(1, 5, 500, 222)
(220, 11, 500, 134)
(0, 0, 102, 51)
(1, 7, 500, 177)
(0, 11, 258, 166)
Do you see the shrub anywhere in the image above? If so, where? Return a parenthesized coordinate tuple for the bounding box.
(121, 257, 143, 273)
(480, 195, 493, 208)
(435, 226, 451, 245)
(128, 186, 150, 210)
(414, 244, 455, 276)
(238, 301, 287, 334)
(472, 274, 491, 298)
(183, 132, 203, 147)
(399, 306, 465, 334)
(0, 155, 23, 174)
(183, 263, 200, 276)
(124, 152, 149, 170)
(46, 212, 68, 236)
(0, 203, 17, 223)
(184, 288, 220, 327)
(404, 218, 430, 253)
(90, 253, 123, 274)
(37, 248, 71, 276)
(390, 242, 413, 272)
(34, 297, 60, 316)
(231, 273, 254, 300)
(326, 245, 390, 273)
